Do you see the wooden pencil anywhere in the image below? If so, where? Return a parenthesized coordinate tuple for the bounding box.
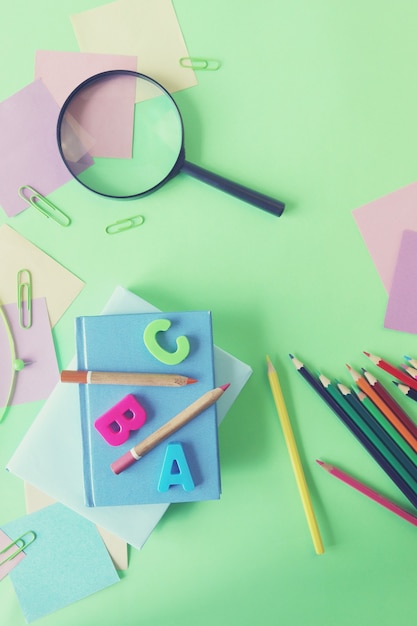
(353, 387, 417, 466)
(266, 356, 324, 555)
(289, 355, 417, 509)
(338, 383, 417, 484)
(362, 369, 417, 440)
(347, 365, 417, 454)
(317, 460, 417, 529)
(394, 382, 417, 403)
(363, 352, 417, 392)
(111, 383, 230, 474)
(61, 370, 197, 387)
(322, 378, 417, 495)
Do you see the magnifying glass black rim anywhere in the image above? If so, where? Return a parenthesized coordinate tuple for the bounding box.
(56, 69, 186, 200)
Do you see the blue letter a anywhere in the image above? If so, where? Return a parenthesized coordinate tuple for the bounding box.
(157, 443, 195, 492)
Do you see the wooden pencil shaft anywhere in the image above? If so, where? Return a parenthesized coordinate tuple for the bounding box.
(132, 387, 223, 457)
(61, 370, 192, 386)
(294, 362, 417, 509)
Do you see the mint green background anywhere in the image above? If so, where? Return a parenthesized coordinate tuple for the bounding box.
(1, 1, 417, 625)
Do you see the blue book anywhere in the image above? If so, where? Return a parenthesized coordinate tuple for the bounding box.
(76, 310, 221, 506)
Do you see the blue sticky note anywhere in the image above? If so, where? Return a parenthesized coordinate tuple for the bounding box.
(1, 503, 119, 622)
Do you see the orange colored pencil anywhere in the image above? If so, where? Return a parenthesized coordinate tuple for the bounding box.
(346, 365, 417, 454)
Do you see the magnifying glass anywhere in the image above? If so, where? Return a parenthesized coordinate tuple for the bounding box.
(57, 70, 285, 217)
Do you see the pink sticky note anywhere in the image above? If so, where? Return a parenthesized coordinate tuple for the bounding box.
(384, 230, 417, 334)
(35, 50, 138, 159)
(0, 80, 74, 217)
(0, 298, 59, 406)
(352, 181, 417, 293)
(0, 530, 26, 580)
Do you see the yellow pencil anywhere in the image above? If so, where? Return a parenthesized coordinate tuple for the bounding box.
(266, 355, 324, 555)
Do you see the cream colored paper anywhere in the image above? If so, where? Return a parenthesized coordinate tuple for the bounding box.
(70, 0, 197, 94)
(0, 225, 84, 326)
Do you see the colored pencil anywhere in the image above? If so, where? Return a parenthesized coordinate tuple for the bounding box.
(61, 370, 197, 387)
(317, 460, 417, 529)
(362, 369, 417, 440)
(353, 387, 417, 466)
(289, 355, 417, 508)
(404, 355, 417, 369)
(111, 383, 230, 475)
(338, 384, 417, 483)
(394, 382, 417, 403)
(401, 364, 417, 380)
(322, 377, 417, 494)
(363, 352, 417, 392)
(347, 365, 417, 454)
(266, 356, 324, 555)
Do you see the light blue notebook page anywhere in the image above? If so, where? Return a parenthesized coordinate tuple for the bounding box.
(1, 502, 119, 623)
(77, 310, 220, 506)
(7, 287, 252, 550)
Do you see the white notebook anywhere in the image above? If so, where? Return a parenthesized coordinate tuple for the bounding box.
(7, 287, 252, 550)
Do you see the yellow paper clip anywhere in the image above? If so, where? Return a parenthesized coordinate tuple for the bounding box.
(105, 214, 145, 235)
(18, 185, 71, 227)
(0, 530, 36, 566)
(179, 56, 221, 71)
(17, 269, 32, 329)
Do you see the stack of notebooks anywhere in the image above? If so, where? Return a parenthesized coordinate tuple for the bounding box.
(4, 287, 252, 621)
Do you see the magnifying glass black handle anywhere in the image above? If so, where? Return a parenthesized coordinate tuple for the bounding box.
(181, 161, 285, 217)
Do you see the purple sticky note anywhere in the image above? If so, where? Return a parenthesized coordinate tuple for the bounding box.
(0, 530, 26, 580)
(0, 80, 73, 217)
(0, 298, 59, 405)
(384, 230, 417, 334)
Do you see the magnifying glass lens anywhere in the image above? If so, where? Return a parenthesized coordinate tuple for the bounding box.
(58, 72, 183, 198)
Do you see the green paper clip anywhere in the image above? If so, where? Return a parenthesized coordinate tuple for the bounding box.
(179, 56, 221, 71)
(0, 530, 36, 566)
(18, 185, 71, 227)
(17, 269, 32, 329)
(105, 214, 145, 235)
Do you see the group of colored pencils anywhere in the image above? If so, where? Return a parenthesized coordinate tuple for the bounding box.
(289, 352, 417, 522)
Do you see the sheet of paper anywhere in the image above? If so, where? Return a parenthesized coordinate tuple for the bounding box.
(70, 0, 197, 94)
(0, 530, 26, 581)
(0, 299, 59, 406)
(7, 286, 252, 551)
(384, 229, 417, 333)
(24, 482, 128, 571)
(0, 225, 84, 326)
(35, 50, 138, 158)
(0, 80, 74, 217)
(352, 181, 417, 292)
(1, 503, 119, 623)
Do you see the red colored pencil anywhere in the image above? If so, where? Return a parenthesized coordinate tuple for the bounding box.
(363, 352, 417, 392)
(362, 369, 417, 440)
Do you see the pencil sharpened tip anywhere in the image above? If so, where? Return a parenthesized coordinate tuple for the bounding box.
(187, 377, 198, 384)
(220, 383, 230, 392)
(363, 351, 370, 357)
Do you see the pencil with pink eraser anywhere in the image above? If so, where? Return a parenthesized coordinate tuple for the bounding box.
(111, 383, 230, 475)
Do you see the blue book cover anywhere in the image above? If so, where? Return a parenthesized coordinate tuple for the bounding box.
(76, 310, 221, 506)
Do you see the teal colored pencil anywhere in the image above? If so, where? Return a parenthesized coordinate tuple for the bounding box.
(318, 375, 417, 496)
(353, 386, 417, 465)
(338, 384, 417, 484)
